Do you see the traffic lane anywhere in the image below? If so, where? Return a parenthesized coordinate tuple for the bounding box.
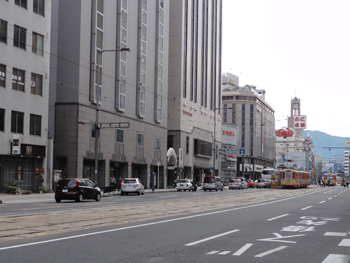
(0, 187, 330, 262)
(0, 187, 258, 215)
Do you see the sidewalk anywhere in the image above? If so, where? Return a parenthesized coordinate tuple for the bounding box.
(0, 188, 178, 205)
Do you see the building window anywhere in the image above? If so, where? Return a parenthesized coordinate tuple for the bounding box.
(0, 108, 4, 132)
(137, 133, 144, 147)
(0, 19, 7, 44)
(32, 32, 44, 55)
(12, 68, 25, 91)
(31, 73, 43, 95)
(116, 129, 124, 143)
(11, 111, 24, 134)
(155, 137, 161, 150)
(15, 0, 27, 9)
(33, 0, 44, 16)
(0, 64, 5, 88)
(30, 114, 41, 136)
(13, 25, 26, 50)
(186, 136, 189, 154)
(139, 87, 146, 117)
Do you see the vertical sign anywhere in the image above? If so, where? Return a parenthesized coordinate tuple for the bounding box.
(178, 148, 184, 168)
(294, 115, 307, 129)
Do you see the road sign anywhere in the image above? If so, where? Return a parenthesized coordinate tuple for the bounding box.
(226, 148, 246, 156)
(283, 158, 287, 162)
(156, 162, 161, 166)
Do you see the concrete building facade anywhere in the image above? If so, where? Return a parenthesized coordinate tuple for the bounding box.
(222, 73, 275, 179)
(0, 0, 51, 192)
(50, 0, 169, 188)
(167, 0, 223, 185)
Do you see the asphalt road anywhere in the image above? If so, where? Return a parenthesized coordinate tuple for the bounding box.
(0, 186, 349, 263)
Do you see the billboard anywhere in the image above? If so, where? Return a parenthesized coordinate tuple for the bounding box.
(294, 115, 307, 129)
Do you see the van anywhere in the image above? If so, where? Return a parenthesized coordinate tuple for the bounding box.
(203, 176, 224, 191)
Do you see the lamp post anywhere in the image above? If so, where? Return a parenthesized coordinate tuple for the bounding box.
(94, 48, 130, 185)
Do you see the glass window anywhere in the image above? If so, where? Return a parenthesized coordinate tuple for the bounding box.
(97, 13, 103, 30)
(12, 68, 25, 91)
(122, 10, 127, 29)
(15, 0, 27, 9)
(155, 137, 161, 149)
(142, 0, 147, 11)
(97, 0, 103, 13)
(122, 0, 127, 10)
(142, 25, 147, 40)
(142, 10, 147, 25)
(31, 73, 43, 95)
(141, 55, 146, 71)
(116, 129, 124, 143)
(32, 32, 44, 56)
(11, 111, 24, 134)
(160, 0, 164, 8)
(0, 19, 7, 44)
(13, 25, 26, 50)
(33, 0, 44, 16)
(96, 29, 103, 49)
(0, 108, 4, 132)
(0, 64, 5, 88)
(30, 114, 41, 136)
(119, 82, 126, 110)
(137, 133, 144, 147)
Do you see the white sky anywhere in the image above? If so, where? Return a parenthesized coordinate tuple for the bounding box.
(222, 0, 350, 138)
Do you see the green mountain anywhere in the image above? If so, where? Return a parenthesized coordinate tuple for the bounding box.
(303, 130, 348, 161)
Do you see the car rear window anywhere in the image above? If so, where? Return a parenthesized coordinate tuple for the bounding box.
(124, 179, 137, 184)
(179, 180, 189, 183)
(204, 177, 214, 183)
(57, 179, 76, 187)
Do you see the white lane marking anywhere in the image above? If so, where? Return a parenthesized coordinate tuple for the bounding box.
(254, 246, 288, 257)
(267, 214, 289, 221)
(233, 243, 253, 256)
(324, 232, 348, 237)
(207, 251, 219, 255)
(339, 239, 350, 247)
(328, 197, 333, 200)
(0, 188, 325, 251)
(301, 206, 313, 211)
(322, 254, 350, 263)
(319, 201, 326, 204)
(185, 230, 240, 246)
(218, 251, 231, 255)
(160, 195, 178, 198)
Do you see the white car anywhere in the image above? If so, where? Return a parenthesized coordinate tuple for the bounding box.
(176, 179, 192, 191)
(121, 178, 145, 195)
(237, 177, 248, 189)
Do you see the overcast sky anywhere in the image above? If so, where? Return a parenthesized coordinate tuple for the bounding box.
(222, 0, 350, 138)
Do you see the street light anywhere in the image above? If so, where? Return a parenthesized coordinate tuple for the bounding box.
(94, 48, 130, 185)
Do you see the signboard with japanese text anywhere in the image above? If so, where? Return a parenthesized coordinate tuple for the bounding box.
(294, 115, 307, 129)
(221, 124, 237, 145)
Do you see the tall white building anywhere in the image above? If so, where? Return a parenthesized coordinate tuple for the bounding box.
(167, 0, 222, 184)
(0, 0, 51, 192)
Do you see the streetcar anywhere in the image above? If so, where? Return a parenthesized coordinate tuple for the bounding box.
(275, 166, 310, 189)
(323, 173, 336, 186)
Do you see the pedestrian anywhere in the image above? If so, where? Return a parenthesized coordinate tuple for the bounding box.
(110, 176, 116, 191)
(347, 180, 349, 188)
(118, 176, 123, 192)
(317, 179, 321, 187)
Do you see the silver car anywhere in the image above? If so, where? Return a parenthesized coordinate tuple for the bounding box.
(203, 176, 224, 191)
(121, 178, 145, 195)
(228, 179, 244, 190)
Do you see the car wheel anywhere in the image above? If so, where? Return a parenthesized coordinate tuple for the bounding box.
(141, 190, 144, 195)
(221, 187, 223, 191)
(216, 188, 218, 191)
(76, 193, 83, 202)
(95, 192, 101, 201)
(55, 198, 61, 203)
(204, 189, 206, 191)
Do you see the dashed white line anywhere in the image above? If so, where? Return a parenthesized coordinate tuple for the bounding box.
(301, 206, 312, 210)
(322, 254, 350, 263)
(185, 229, 240, 246)
(324, 232, 348, 237)
(233, 243, 253, 256)
(218, 251, 231, 255)
(207, 251, 219, 255)
(319, 201, 326, 204)
(254, 246, 288, 257)
(328, 197, 333, 200)
(267, 214, 289, 221)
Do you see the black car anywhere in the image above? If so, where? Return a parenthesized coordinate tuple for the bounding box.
(55, 178, 101, 203)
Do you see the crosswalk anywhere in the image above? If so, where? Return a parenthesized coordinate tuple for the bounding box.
(204, 231, 350, 261)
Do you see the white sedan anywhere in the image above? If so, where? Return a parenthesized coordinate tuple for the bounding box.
(176, 179, 192, 191)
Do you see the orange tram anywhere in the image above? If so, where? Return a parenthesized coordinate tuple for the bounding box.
(275, 168, 311, 189)
(323, 173, 336, 186)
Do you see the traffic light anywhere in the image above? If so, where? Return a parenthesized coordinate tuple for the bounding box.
(287, 159, 294, 162)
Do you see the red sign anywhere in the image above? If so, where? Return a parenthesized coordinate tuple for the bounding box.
(294, 115, 307, 129)
(275, 128, 294, 137)
(222, 130, 234, 136)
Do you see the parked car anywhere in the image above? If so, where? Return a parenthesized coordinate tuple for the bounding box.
(255, 179, 270, 188)
(121, 178, 145, 195)
(247, 179, 255, 188)
(203, 176, 224, 191)
(228, 179, 244, 190)
(55, 178, 101, 203)
(176, 179, 192, 191)
(237, 177, 248, 189)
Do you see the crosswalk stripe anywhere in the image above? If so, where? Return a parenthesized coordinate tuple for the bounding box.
(322, 254, 350, 263)
(324, 232, 348, 237)
(233, 243, 253, 256)
(255, 246, 288, 257)
(339, 239, 350, 247)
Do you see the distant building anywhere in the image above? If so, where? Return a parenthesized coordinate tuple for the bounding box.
(222, 73, 275, 179)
